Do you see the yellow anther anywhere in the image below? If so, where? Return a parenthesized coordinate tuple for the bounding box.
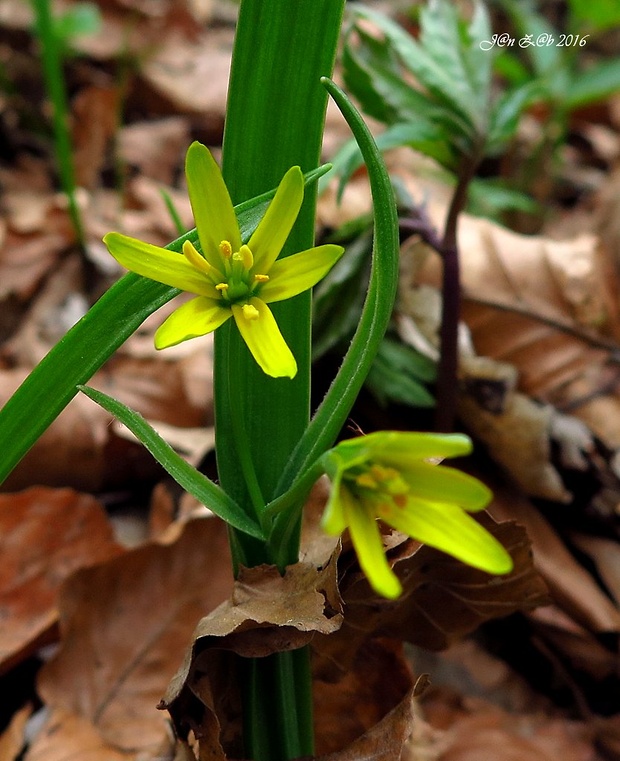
(216, 283, 229, 291)
(239, 244, 253, 269)
(393, 493, 407, 509)
(219, 240, 233, 258)
(356, 472, 378, 489)
(254, 274, 270, 283)
(182, 240, 212, 274)
(370, 465, 400, 482)
(242, 303, 260, 321)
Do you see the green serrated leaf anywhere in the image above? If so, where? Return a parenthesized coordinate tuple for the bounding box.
(376, 338, 437, 382)
(468, 178, 539, 219)
(366, 341, 436, 409)
(486, 80, 541, 153)
(565, 58, 620, 109)
(79, 386, 265, 540)
(461, 0, 494, 98)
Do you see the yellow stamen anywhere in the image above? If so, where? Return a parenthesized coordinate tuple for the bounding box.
(219, 240, 233, 258)
(242, 303, 260, 321)
(370, 465, 400, 482)
(182, 240, 212, 274)
(393, 494, 407, 508)
(216, 283, 229, 291)
(239, 244, 254, 269)
(356, 472, 377, 489)
(254, 274, 270, 283)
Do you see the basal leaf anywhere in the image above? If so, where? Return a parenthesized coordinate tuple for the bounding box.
(79, 386, 265, 540)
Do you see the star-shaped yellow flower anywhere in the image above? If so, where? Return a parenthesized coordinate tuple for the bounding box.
(321, 431, 513, 599)
(103, 141, 344, 378)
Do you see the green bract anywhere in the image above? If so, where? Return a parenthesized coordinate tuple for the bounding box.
(321, 431, 513, 599)
(104, 141, 344, 379)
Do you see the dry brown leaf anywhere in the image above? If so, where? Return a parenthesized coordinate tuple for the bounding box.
(458, 357, 570, 501)
(37, 516, 232, 756)
(72, 86, 120, 190)
(423, 695, 594, 761)
(118, 118, 190, 186)
(139, 28, 231, 122)
(451, 218, 620, 451)
(25, 709, 130, 761)
(0, 488, 123, 674)
(528, 605, 618, 682)
(0, 373, 159, 491)
(489, 485, 620, 634)
(314, 641, 415, 758)
(0, 228, 71, 303)
(0, 703, 32, 761)
(570, 533, 620, 607)
(313, 518, 548, 678)
(1, 302, 213, 490)
(161, 523, 342, 760)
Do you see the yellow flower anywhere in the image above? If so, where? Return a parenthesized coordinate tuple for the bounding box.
(104, 142, 344, 378)
(321, 431, 513, 599)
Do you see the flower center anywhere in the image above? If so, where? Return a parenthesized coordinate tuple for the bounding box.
(345, 462, 410, 514)
(182, 238, 270, 307)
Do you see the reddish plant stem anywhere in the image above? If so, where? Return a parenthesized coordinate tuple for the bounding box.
(401, 154, 480, 433)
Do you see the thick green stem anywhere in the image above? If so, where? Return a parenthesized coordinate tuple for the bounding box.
(213, 1, 345, 758)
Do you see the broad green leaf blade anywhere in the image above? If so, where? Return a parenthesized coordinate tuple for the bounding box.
(0, 165, 331, 486)
(79, 386, 265, 540)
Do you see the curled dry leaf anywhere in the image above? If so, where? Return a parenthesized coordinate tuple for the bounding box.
(71, 86, 120, 191)
(161, 548, 343, 759)
(37, 517, 233, 757)
(458, 355, 570, 502)
(0, 487, 123, 675)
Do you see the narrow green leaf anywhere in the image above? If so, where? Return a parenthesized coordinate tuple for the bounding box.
(274, 78, 399, 497)
(79, 386, 265, 540)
